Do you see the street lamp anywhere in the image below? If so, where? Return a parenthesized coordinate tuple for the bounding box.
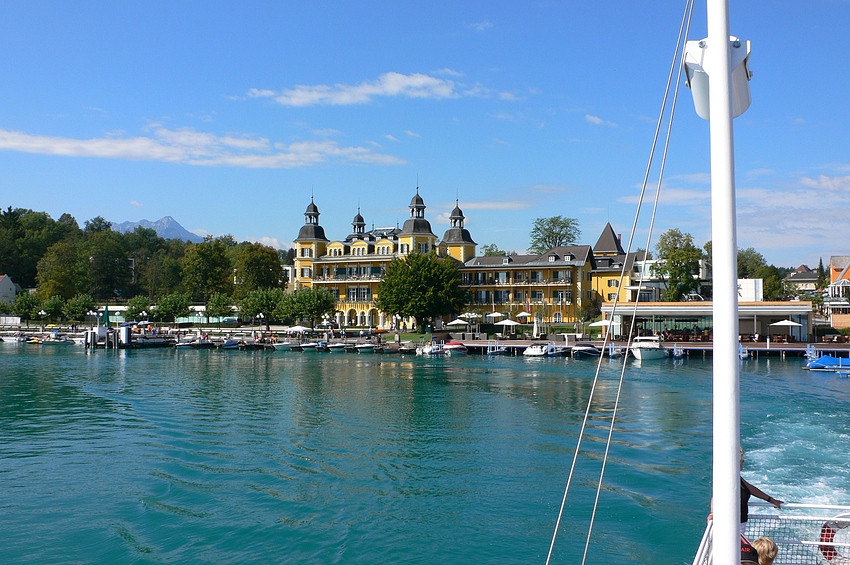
(257, 312, 265, 335)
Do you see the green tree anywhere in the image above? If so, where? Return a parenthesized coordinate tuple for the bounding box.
(181, 238, 233, 301)
(62, 293, 95, 322)
(291, 287, 336, 328)
(653, 229, 703, 301)
(528, 216, 580, 254)
(273, 292, 297, 326)
(140, 248, 182, 300)
(42, 295, 65, 321)
(37, 241, 82, 299)
(737, 247, 767, 279)
(818, 257, 829, 290)
(80, 230, 131, 299)
(233, 243, 284, 298)
(481, 243, 506, 257)
(238, 288, 285, 330)
(375, 253, 468, 331)
(10, 292, 41, 322)
(125, 296, 152, 321)
(206, 292, 235, 325)
(755, 265, 794, 301)
(84, 216, 112, 234)
(155, 292, 190, 323)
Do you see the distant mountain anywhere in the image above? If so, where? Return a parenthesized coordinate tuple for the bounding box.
(112, 216, 204, 243)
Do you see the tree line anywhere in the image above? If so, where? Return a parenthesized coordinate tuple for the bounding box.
(0, 206, 328, 324)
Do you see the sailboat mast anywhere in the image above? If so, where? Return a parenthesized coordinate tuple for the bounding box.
(706, 0, 740, 563)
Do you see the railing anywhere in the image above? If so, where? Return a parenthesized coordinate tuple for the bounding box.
(693, 502, 850, 565)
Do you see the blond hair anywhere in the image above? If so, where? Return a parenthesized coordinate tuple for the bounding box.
(752, 536, 778, 565)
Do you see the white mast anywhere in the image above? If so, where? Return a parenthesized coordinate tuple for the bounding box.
(707, 1, 740, 563)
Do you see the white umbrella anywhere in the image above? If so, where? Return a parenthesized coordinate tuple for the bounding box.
(588, 320, 612, 327)
(486, 312, 504, 320)
(516, 311, 532, 319)
(495, 319, 521, 326)
(769, 320, 802, 327)
(285, 325, 312, 333)
(460, 312, 481, 319)
(447, 319, 469, 326)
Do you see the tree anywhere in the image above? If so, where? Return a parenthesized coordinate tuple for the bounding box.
(37, 241, 82, 299)
(238, 288, 285, 330)
(62, 293, 95, 321)
(481, 243, 506, 257)
(206, 292, 235, 325)
(528, 216, 580, 254)
(10, 292, 41, 322)
(233, 243, 284, 299)
(42, 295, 65, 321)
(653, 229, 703, 301)
(84, 216, 112, 234)
(737, 247, 767, 279)
(292, 287, 336, 328)
(125, 296, 152, 321)
(755, 265, 794, 301)
(818, 257, 829, 290)
(80, 230, 131, 299)
(155, 292, 190, 323)
(375, 253, 469, 331)
(181, 238, 233, 301)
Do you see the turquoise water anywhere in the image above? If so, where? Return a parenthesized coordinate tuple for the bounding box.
(2, 344, 849, 564)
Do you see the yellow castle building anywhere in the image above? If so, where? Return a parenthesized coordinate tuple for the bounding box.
(294, 190, 638, 329)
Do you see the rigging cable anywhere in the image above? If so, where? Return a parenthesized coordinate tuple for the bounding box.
(544, 0, 696, 562)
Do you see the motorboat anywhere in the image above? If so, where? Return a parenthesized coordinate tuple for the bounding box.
(220, 339, 241, 350)
(443, 341, 468, 355)
(523, 342, 564, 357)
(297, 342, 319, 352)
(630, 336, 669, 360)
(325, 342, 347, 352)
(806, 354, 850, 371)
(486, 341, 509, 356)
(355, 343, 376, 353)
(571, 344, 601, 359)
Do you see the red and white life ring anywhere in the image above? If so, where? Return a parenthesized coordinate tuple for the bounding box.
(820, 514, 850, 562)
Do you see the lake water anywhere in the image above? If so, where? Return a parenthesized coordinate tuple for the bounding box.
(2, 343, 849, 564)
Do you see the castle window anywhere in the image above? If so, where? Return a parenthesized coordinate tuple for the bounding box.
(418, 243, 429, 253)
(301, 248, 313, 258)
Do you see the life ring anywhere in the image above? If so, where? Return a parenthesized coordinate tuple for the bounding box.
(820, 515, 850, 562)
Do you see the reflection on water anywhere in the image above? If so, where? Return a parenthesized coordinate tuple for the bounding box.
(1, 344, 849, 564)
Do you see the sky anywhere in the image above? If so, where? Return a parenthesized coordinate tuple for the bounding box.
(1, 0, 848, 268)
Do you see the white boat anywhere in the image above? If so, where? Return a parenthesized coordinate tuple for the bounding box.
(523, 342, 564, 357)
(355, 343, 376, 353)
(630, 336, 669, 360)
(486, 341, 509, 356)
(298, 342, 318, 352)
(272, 341, 293, 351)
(443, 341, 468, 355)
(325, 342, 347, 352)
(571, 344, 601, 359)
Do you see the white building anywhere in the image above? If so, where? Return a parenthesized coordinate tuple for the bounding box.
(0, 274, 16, 305)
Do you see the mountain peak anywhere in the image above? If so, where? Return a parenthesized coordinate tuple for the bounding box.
(112, 216, 203, 243)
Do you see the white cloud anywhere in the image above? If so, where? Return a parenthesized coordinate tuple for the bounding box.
(247, 236, 291, 250)
(312, 128, 343, 137)
(618, 187, 710, 206)
(586, 114, 618, 127)
(0, 126, 406, 168)
(491, 137, 509, 145)
(798, 174, 850, 191)
(468, 20, 493, 32)
(405, 130, 420, 138)
(250, 72, 458, 107)
(130, 200, 142, 208)
(384, 134, 400, 142)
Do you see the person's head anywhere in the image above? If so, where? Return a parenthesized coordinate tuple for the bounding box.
(752, 537, 778, 565)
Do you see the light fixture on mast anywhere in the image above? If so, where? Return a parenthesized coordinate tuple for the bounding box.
(684, 36, 752, 120)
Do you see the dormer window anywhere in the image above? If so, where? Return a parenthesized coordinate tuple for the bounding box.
(502, 257, 510, 265)
(548, 255, 556, 262)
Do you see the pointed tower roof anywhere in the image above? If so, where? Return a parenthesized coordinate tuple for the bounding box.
(593, 223, 625, 255)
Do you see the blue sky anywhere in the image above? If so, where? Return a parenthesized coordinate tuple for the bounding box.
(1, 1, 848, 268)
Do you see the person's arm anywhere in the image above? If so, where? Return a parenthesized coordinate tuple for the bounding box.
(741, 477, 784, 507)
